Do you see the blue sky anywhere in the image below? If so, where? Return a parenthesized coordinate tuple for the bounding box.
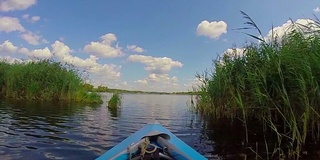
(0, 0, 319, 92)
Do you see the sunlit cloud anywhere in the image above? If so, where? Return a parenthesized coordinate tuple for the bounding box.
(264, 19, 320, 42)
(0, 0, 37, 12)
(0, 16, 25, 33)
(196, 20, 227, 39)
(18, 47, 52, 59)
(127, 54, 183, 74)
(22, 14, 40, 23)
(0, 40, 18, 54)
(127, 45, 145, 53)
(83, 33, 123, 58)
(20, 31, 41, 45)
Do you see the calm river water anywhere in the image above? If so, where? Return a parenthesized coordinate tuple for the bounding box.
(0, 93, 216, 160)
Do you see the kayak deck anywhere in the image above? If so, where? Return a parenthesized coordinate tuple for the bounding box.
(96, 123, 207, 160)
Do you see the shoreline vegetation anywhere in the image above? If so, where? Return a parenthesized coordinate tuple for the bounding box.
(0, 59, 102, 103)
(83, 83, 200, 95)
(0, 58, 197, 103)
(196, 12, 320, 159)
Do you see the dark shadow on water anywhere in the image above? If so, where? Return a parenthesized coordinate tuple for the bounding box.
(200, 115, 320, 160)
(199, 116, 247, 160)
(1, 98, 101, 132)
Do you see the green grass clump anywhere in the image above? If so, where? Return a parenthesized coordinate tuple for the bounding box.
(75, 90, 103, 104)
(0, 59, 102, 103)
(108, 93, 121, 108)
(197, 14, 320, 159)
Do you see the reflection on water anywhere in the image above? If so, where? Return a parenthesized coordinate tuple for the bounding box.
(108, 107, 121, 118)
(0, 93, 216, 159)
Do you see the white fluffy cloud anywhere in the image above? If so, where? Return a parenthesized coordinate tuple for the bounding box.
(135, 79, 148, 85)
(224, 48, 245, 58)
(63, 55, 99, 68)
(51, 40, 71, 58)
(31, 16, 40, 22)
(134, 74, 180, 91)
(52, 40, 121, 82)
(264, 19, 320, 42)
(86, 64, 121, 80)
(18, 47, 52, 59)
(0, 56, 23, 64)
(0, 15, 45, 45)
(0, 0, 36, 12)
(22, 14, 40, 23)
(0, 40, 18, 53)
(314, 7, 320, 13)
(83, 33, 122, 58)
(129, 54, 182, 91)
(217, 47, 245, 65)
(0, 40, 122, 89)
(20, 31, 41, 45)
(146, 74, 178, 83)
(218, 19, 320, 64)
(52, 41, 96, 67)
(127, 54, 183, 74)
(196, 20, 227, 39)
(0, 40, 190, 92)
(0, 40, 52, 60)
(0, 16, 25, 33)
(0, 16, 44, 45)
(127, 45, 145, 53)
(184, 78, 203, 90)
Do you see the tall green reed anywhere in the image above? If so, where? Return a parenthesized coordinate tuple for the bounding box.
(196, 12, 320, 159)
(0, 59, 102, 103)
(108, 93, 121, 109)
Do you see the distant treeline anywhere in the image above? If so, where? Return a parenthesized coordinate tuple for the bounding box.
(0, 59, 102, 103)
(83, 83, 199, 95)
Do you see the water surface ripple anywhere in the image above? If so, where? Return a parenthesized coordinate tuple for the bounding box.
(0, 93, 215, 159)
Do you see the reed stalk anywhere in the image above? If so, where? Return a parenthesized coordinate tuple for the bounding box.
(196, 12, 320, 159)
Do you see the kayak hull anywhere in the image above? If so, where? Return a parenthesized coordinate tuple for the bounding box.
(96, 123, 207, 160)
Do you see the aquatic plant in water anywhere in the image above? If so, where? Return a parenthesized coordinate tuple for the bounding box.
(108, 93, 121, 109)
